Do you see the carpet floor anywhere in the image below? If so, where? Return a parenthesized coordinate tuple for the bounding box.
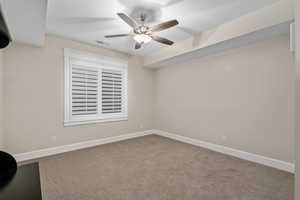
(39, 135, 294, 200)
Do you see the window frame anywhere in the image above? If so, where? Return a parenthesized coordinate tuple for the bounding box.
(64, 48, 128, 126)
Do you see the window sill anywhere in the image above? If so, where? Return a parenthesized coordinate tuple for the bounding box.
(64, 117, 128, 127)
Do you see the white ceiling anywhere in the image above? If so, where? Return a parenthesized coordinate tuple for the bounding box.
(1, 0, 47, 46)
(147, 22, 291, 67)
(46, 0, 281, 56)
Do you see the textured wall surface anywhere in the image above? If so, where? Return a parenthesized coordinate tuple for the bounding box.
(2, 34, 295, 170)
(3, 36, 154, 154)
(294, 0, 300, 198)
(0, 50, 3, 150)
(154, 36, 294, 163)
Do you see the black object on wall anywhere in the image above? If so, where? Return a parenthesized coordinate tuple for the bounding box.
(0, 7, 11, 49)
(0, 151, 17, 190)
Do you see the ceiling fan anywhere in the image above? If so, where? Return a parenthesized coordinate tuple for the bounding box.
(104, 13, 179, 49)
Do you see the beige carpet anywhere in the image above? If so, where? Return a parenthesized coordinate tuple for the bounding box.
(39, 135, 294, 200)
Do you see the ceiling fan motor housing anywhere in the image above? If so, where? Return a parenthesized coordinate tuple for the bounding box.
(134, 26, 151, 35)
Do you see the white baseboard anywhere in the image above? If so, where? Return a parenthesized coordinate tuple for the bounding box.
(14, 130, 154, 163)
(14, 129, 294, 173)
(152, 129, 295, 173)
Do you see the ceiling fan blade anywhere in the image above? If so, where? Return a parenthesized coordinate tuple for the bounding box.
(135, 42, 142, 49)
(104, 34, 131, 38)
(151, 35, 174, 45)
(149, 20, 179, 32)
(117, 13, 138, 28)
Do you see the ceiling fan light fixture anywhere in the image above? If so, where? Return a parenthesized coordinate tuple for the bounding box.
(133, 34, 152, 44)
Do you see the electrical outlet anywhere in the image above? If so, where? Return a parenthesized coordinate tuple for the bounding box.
(221, 135, 227, 141)
(51, 136, 57, 142)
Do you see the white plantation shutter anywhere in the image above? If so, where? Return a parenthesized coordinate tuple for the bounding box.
(102, 69, 123, 114)
(71, 66, 98, 116)
(64, 49, 128, 126)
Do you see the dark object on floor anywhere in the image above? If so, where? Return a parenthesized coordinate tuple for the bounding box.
(0, 151, 17, 171)
(0, 151, 17, 190)
(0, 163, 42, 200)
(0, 7, 11, 49)
(0, 33, 9, 48)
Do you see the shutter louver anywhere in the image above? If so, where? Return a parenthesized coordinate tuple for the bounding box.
(71, 66, 98, 116)
(101, 69, 123, 114)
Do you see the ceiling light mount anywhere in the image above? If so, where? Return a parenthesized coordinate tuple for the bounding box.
(139, 13, 146, 23)
(130, 7, 160, 24)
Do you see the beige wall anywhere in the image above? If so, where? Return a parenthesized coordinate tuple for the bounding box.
(0, 50, 3, 150)
(2, 34, 294, 166)
(154, 36, 294, 163)
(295, 0, 300, 198)
(3, 35, 154, 154)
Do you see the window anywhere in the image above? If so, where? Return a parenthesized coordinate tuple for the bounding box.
(64, 49, 128, 126)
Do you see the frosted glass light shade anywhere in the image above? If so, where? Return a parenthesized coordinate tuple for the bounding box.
(133, 34, 152, 43)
